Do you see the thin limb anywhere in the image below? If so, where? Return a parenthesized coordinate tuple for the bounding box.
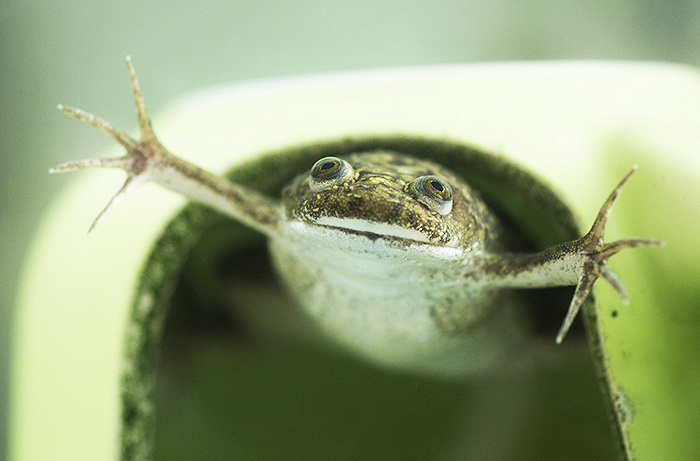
(51, 57, 281, 235)
(477, 167, 663, 343)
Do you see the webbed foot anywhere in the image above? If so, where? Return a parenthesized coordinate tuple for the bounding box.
(556, 166, 664, 343)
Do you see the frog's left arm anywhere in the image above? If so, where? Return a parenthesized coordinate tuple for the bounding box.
(474, 168, 662, 343)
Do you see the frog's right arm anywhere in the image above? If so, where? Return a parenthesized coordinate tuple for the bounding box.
(51, 57, 281, 236)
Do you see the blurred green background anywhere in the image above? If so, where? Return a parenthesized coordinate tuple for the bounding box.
(3, 0, 700, 457)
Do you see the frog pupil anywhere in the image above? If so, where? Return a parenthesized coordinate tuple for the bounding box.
(430, 179, 444, 192)
(321, 161, 335, 170)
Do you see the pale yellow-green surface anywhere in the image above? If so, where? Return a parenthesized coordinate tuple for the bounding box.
(597, 132, 700, 459)
(12, 165, 183, 459)
(12, 62, 700, 459)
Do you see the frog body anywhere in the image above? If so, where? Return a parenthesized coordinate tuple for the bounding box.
(53, 58, 661, 377)
(272, 151, 522, 374)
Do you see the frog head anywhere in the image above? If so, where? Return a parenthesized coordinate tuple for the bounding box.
(281, 151, 500, 260)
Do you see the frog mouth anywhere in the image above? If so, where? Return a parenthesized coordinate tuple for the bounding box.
(313, 216, 432, 244)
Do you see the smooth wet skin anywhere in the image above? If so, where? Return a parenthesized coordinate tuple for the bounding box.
(52, 57, 662, 376)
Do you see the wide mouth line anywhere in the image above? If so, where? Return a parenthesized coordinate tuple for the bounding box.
(313, 216, 433, 244)
(318, 224, 431, 245)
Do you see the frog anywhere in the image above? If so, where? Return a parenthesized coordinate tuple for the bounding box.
(52, 57, 661, 376)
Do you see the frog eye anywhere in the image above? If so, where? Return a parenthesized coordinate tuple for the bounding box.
(309, 156, 355, 192)
(409, 175, 453, 215)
